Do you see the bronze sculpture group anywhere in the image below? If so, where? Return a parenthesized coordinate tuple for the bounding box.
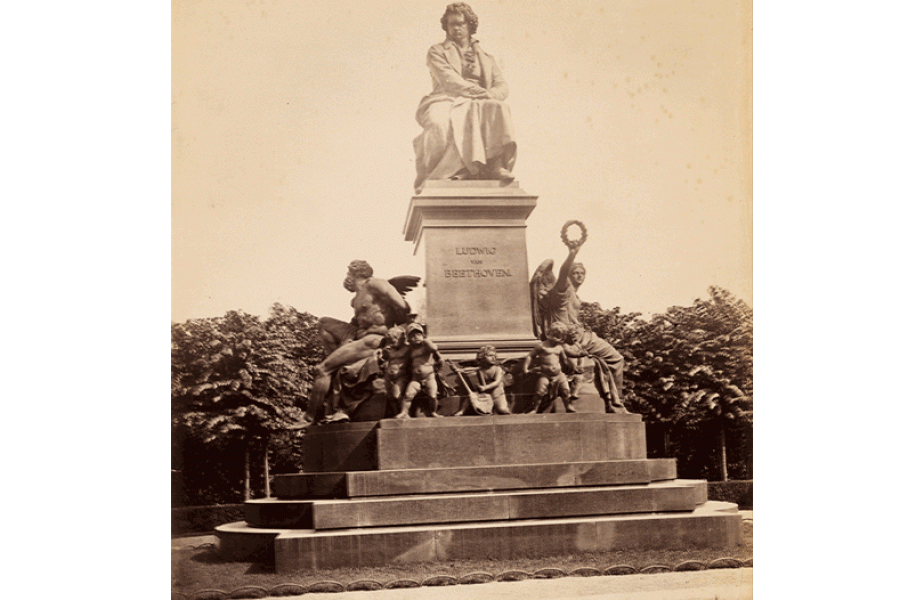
(299, 218, 627, 426)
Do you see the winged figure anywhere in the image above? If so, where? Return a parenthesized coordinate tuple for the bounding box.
(298, 261, 421, 426)
(529, 259, 556, 340)
(528, 241, 629, 414)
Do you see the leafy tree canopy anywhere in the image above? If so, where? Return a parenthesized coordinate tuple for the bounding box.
(581, 286, 752, 429)
(171, 306, 324, 443)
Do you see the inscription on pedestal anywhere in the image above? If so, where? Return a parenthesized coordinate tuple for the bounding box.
(425, 227, 533, 341)
(444, 247, 512, 279)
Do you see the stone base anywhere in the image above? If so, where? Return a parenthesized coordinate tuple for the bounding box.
(216, 500, 742, 570)
(217, 410, 741, 572)
(302, 413, 645, 472)
(247, 479, 708, 530)
(274, 458, 677, 498)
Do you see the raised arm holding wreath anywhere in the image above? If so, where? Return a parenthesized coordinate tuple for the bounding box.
(530, 222, 629, 414)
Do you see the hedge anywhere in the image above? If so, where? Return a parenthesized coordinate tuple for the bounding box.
(707, 480, 752, 509)
(172, 504, 244, 536)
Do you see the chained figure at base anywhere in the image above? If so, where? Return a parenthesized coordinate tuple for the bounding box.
(522, 322, 580, 414)
(396, 323, 445, 419)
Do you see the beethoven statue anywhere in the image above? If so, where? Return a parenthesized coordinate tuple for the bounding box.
(413, 2, 517, 193)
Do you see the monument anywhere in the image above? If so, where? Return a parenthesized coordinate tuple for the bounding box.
(215, 2, 743, 571)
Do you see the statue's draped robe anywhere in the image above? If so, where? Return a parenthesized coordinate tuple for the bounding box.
(414, 39, 516, 190)
(335, 354, 385, 415)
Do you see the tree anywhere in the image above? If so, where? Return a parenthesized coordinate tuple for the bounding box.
(262, 303, 324, 413)
(172, 309, 313, 500)
(259, 304, 324, 480)
(580, 288, 752, 481)
(675, 287, 752, 480)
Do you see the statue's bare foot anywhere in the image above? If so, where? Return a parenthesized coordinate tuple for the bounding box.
(394, 412, 410, 420)
(452, 411, 465, 417)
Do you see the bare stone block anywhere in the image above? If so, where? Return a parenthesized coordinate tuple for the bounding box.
(311, 492, 510, 530)
(245, 499, 313, 528)
(257, 502, 743, 571)
(648, 458, 678, 481)
(375, 414, 645, 470)
(302, 422, 380, 473)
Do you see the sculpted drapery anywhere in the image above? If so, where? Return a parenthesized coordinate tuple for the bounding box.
(413, 10, 517, 193)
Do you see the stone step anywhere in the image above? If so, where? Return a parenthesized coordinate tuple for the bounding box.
(216, 501, 742, 570)
(273, 458, 676, 498)
(303, 412, 646, 473)
(246, 479, 707, 530)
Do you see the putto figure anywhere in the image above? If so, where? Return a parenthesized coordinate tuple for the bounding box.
(450, 345, 511, 416)
(531, 222, 629, 414)
(522, 322, 578, 414)
(473, 345, 511, 415)
(396, 323, 445, 419)
(298, 261, 419, 427)
(413, 2, 517, 193)
(378, 326, 412, 418)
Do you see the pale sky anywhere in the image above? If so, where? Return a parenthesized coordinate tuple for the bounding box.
(172, 0, 752, 323)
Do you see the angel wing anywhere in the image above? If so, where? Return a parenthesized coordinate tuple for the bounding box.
(388, 275, 421, 297)
(529, 259, 556, 339)
(385, 275, 421, 328)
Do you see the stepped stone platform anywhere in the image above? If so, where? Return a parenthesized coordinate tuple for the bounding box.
(216, 413, 742, 571)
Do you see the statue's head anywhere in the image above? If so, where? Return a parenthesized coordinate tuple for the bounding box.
(547, 322, 568, 343)
(477, 345, 497, 366)
(347, 260, 374, 279)
(406, 322, 426, 345)
(344, 260, 374, 291)
(384, 326, 406, 348)
(569, 263, 586, 287)
(441, 2, 478, 35)
(563, 324, 581, 344)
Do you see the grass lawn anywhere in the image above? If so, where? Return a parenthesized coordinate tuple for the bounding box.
(172, 520, 752, 597)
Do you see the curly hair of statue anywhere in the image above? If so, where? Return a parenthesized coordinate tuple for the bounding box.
(347, 260, 374, 279)
(441, 3, 478, 34)
(476, 345, 497, 362)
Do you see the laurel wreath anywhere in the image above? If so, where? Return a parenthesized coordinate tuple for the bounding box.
(560, 220, 588, 249)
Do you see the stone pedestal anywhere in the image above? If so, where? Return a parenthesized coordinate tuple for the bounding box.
(402, 181, 538, 357)
(216, 415, 743, 570)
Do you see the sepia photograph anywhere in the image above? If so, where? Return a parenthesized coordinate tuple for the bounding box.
(171, 1, 752, 597)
